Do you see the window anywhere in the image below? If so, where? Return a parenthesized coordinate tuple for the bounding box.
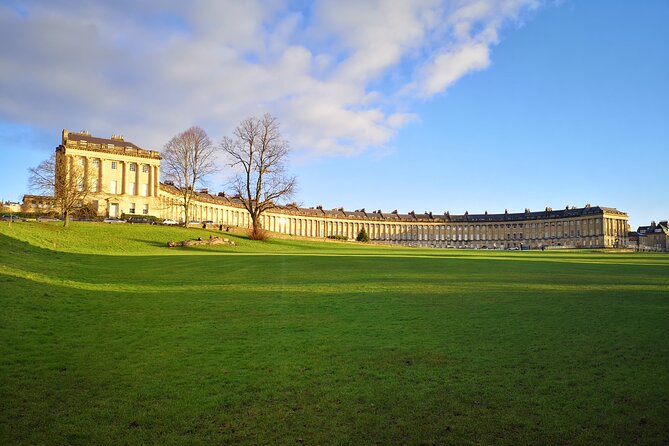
(78, 157, 85, 166)
(129, 182, 136, 195)
(129, 203, 136, 214)
(110, 180, 118, 194)
(141, 184, 148, 196)
(142, 204, 149, 215)
(130, 163, 136, 172)
(92, 159, 100, 167)
(142, 164, 149, 173)
(91, 181, 98, 193)
(77, 179, 84, 191)
(111, 161, 117, 170)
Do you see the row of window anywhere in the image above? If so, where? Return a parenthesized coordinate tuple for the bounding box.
(128, 203, 149, 214)
(109, 180, 150, 195)
(75, 157, 152, 173)
(110, 161, 150, 172)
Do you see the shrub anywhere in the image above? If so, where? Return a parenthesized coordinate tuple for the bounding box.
(9, 211, 59, 219)
(327, 234, 348, 241)
(356, 227, 370, 242)
(73, 203, 99, 220)
(249, 226, 269, 241)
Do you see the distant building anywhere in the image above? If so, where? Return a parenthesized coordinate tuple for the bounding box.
(632, 221, 669, 252)
(30, 128, 631, 249)
(1, 200, 21, 213)
(21, 195, 55, 213)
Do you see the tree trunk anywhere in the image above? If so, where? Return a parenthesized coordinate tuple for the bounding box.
(63, 209, 69, 227)
(249, 214, 268, 240)
(183, 200, 189, 227)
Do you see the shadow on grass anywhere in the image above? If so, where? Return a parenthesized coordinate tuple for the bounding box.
(2, 232, 669, 296)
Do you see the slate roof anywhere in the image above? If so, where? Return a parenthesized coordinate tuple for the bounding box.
(159, 184, 627, 223)
(67, 132, 142, 150)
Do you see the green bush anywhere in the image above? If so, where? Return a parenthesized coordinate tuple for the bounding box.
(6, 211, 60, 219)
(73, 203, 100, 220)
(327, 234, 348, 241)
(356, 227, 370, 242)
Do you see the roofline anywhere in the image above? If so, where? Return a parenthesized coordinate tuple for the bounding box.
(158, 183, 628, 222)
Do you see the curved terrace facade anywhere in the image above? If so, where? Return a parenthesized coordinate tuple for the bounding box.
(49, 129, 630, 249)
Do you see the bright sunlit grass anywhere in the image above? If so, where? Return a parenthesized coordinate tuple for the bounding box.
(1, 221, 668, 444)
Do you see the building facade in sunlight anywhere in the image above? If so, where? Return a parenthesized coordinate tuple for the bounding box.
(30, 129, 630, 249)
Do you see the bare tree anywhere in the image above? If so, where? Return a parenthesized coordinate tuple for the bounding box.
(221, 113, 296, 239)
(161, 126, 217, 225)
(28, 152, 92, 227)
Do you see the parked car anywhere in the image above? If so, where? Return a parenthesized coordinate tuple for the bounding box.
(203, 220, 215, 225)
(127, 216, 156, 224)
(103, 217, 126, 224)
(161, 219, 179, 226)
(1, 214, 21, 222)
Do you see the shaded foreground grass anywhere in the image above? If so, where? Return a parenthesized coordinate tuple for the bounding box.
(1, 222, 668, 445)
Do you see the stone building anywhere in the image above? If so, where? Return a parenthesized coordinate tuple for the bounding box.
(21, 195, 55, 213)
(39, 129, 630, 249)
(55, 129, 161, 218)
(632, 221, 669, 252)
(1, 200, 22, 213)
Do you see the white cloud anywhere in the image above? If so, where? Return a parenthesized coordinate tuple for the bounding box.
(0, 0, 542, 157)
(420, 43, 491, 96)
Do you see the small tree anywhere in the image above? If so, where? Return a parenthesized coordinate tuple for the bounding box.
(162, 126, 217, 226)
(221, 113, 296, 239)
(357, 227, 370, 242)
(28, 153, 92, 227)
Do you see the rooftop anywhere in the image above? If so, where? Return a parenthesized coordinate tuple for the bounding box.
(61, 129, 161, 160)
(158, 183, 627, 223)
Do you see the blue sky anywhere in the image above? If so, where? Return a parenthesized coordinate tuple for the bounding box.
(0, 0, 667, 228)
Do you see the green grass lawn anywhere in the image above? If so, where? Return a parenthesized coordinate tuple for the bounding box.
(1, 221, 668, 445)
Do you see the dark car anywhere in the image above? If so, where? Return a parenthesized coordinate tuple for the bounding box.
(37, 216, 62, 222)
(127, 216, 156, 224)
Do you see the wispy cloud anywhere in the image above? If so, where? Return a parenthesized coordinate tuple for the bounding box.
(0, 0, 541, 156)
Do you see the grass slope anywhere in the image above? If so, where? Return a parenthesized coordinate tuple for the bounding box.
(1, 222, 668, 445)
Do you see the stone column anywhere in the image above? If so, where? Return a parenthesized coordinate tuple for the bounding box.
(99, 159, 105, 193)
(154, 165, 160, 197)
(135, 164, 140, 196)
(147, 164, 153, 197)
(82, 157, 90, 191)
(121, 161, 127, 195)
